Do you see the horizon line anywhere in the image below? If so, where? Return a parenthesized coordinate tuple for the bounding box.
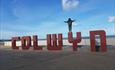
(0, 35, 115, 42)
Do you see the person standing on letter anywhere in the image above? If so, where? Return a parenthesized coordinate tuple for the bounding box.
(64, 18, 75, 32)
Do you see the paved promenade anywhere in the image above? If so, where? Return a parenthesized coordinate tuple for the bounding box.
(0, 47, 115, 70)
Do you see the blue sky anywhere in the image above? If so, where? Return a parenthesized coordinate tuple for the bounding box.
(0, 0, 115, 39)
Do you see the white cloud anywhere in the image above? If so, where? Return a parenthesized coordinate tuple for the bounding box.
(108, 16, 115, 23)
(62, 0, 79, 11)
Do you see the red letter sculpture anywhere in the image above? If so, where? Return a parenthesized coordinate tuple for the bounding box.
(21, 36, 31, 50)
(90, 30, 107, 52)
(68, 32, 81, 51)
(33, 35, 42, 50)
(47, 34, 63, 50)
(12, 37, 20, 49)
